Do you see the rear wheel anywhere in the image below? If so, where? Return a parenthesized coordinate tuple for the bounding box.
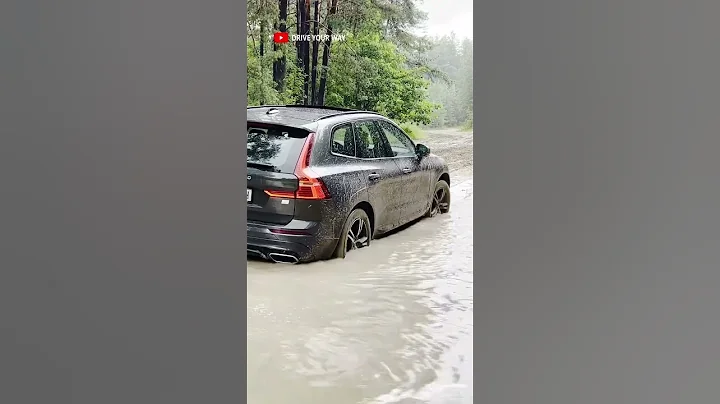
(426, 180, 451, 217)
(333, 209, 372, 259)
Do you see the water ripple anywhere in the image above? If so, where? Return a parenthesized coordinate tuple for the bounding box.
(248, 178, 473, 404)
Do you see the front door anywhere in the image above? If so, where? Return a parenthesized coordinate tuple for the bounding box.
(351, 119, 406, 233)
(376, 120, 432, 222)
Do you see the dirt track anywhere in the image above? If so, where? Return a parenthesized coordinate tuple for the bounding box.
(421, 127, 474, 177)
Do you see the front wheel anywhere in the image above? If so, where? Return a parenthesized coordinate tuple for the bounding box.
(426, 180, 451, 217)
(333, 208, 372, 259)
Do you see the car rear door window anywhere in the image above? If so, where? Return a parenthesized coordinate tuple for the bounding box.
(247, 125, 308, 173)
(353, 120, 391, 159)
(377, 121, 416, 157)
(331, 124, 356, 157)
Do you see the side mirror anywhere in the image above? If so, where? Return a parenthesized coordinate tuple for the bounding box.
(415, 143, 430, 159)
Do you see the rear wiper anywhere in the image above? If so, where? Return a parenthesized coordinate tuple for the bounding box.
(247, 161, 279, 172)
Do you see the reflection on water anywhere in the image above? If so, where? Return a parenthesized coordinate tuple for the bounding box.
(247, 177, 473, 404)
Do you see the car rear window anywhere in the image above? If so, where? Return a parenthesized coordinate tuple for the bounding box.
(247, 124, 309, 173)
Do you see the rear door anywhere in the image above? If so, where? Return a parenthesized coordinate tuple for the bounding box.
(376, 120, 432, 221)
(246, 123, 308, 225)
(351, 119, 406, 233)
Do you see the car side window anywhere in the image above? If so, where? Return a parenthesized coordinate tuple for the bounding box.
(330, 123, 356, 157)
(353, 120, 391, 159)
(377, 121, 415, 158)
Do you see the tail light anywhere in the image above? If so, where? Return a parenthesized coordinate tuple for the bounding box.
(264, 132, 330, 200)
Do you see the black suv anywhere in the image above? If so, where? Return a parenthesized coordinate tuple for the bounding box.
(247, 105, 451, 263)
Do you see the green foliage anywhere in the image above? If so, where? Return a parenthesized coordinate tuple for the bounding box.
(461, 116, 473, 131)
(246, 0, 472, 130)
(422, 35, 474, 128)
(324, 34, 437, 125)
(399, 123, 424, 140)
(247, 42, 278, 105)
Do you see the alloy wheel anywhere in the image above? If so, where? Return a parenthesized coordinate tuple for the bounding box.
(430, 187, 450, 216)
(345, 217, 370, 252)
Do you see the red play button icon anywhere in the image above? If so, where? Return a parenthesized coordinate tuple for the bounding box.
(273, 32, 289, 43)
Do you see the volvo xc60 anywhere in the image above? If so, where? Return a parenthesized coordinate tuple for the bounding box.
(247, 105, 451, 264)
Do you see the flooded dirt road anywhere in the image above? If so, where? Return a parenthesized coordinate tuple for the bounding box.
(247, 128, 474, 404)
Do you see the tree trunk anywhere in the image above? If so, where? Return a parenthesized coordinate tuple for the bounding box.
(296, 0, 305, 104)
(316, 0, 337, 106)
(259, 20, 266, 104)
(310, 0, 320, 104)
(273, 0, 288, 92)
(259, 21, 265, 58)
(301, 0, 311, 105)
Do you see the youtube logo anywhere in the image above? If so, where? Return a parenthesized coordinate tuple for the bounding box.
(273, 32, 289, 44)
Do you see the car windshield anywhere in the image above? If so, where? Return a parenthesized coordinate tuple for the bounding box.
(247, 125, 308, 173)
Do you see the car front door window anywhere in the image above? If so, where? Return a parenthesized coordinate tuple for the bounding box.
(377, 121, 416, 158)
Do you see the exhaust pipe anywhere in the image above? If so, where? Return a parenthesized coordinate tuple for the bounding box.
(267, 252, 299, 264)
(247, 249, 267, 259)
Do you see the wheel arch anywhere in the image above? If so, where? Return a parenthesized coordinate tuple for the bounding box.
(439, 172, 450, 186)
(351, 201, 376, 237)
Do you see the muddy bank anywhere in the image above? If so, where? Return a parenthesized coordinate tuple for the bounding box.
(420, 127, 474, 176)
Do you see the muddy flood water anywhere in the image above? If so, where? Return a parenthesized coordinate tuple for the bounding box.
(247, 129, 474, 404)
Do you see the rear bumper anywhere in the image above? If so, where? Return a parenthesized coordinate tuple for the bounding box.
(247, 219, 339, 263)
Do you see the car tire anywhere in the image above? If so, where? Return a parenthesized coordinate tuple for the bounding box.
(333, 208, 372, 259)
(425, 179, 451, 217)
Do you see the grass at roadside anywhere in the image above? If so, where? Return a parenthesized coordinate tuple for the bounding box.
(419, 126, 472, 136)
(399, 123, 425, 140)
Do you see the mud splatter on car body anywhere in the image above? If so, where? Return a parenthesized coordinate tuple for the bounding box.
(247, 105, 451, 263)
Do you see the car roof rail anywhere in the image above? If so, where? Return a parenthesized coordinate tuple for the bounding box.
(315, 110, 378, 121)
(247, 104, 353, 111)
(283, 104, 355, 112)
(246, 104, 380, 120)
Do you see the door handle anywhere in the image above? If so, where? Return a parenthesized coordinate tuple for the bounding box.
(368, 173, 381, 181)
(402, 167, 412, 174)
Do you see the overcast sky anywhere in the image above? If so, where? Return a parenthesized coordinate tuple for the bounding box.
(416, 0, 473, 40)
